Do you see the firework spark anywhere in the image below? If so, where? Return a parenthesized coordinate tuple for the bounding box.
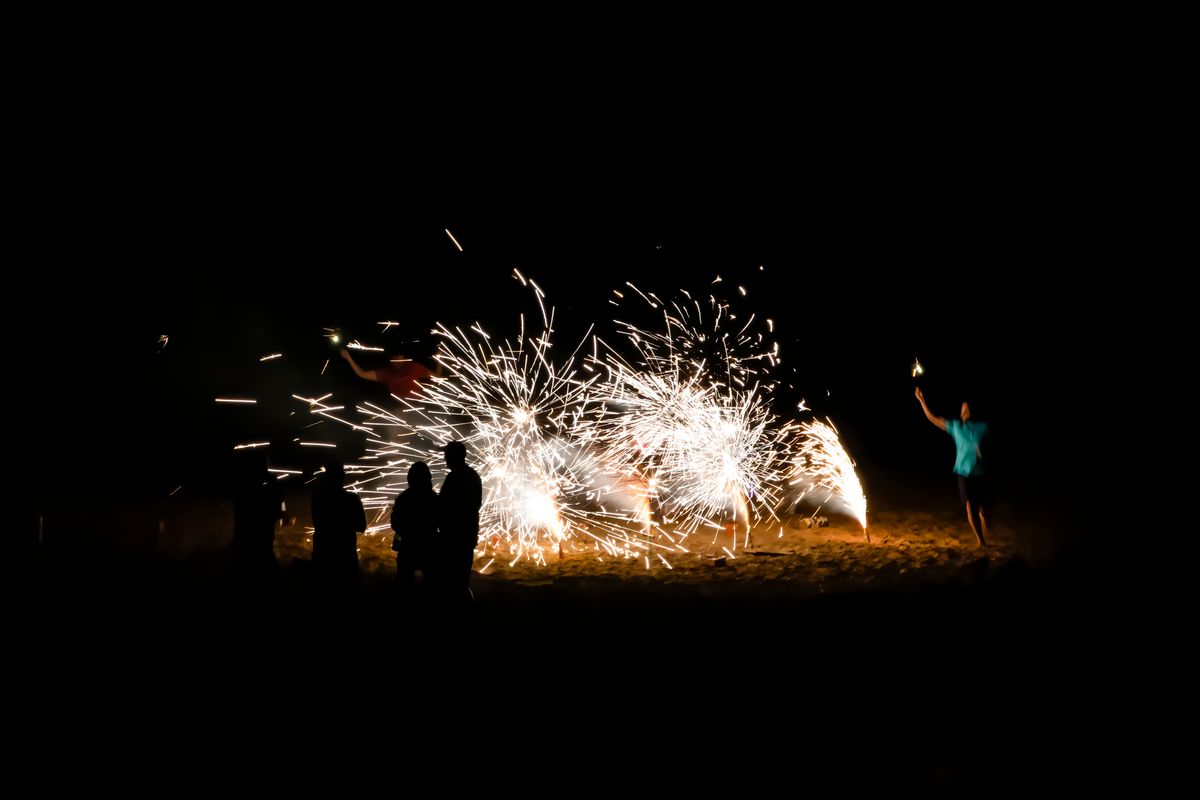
(786, 418, 868, 530)
(307, 280, 657, 557)
(578, 287, 789, 538)
(274, 275, 868, 568)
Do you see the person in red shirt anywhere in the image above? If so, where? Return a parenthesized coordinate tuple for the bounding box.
(340, 348, 438, 399)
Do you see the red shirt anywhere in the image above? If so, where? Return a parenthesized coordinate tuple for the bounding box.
(378, 361, 433, 399)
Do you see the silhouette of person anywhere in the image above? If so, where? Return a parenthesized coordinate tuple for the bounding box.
(310, 461, 367, 591)
(391, 461, 439, 606)
(915, 387, 989, 546)
(436, 441, 482, 611)
(231, 452, 283, 599)
(340, 348, 439, 400)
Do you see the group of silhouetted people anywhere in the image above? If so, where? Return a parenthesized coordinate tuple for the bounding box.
(391, 441, 482, 612)
(337, 349, 484, 607)
(231, 440, 482, 612)
(306, 440, 482, 611)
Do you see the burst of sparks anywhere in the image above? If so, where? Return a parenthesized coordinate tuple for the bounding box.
(578, 287, 789, 537)
(392, 309, 613, 551)
(306, 286, 650, 557)
(274, 276, 869, 569)
(785, 418, 868, 529)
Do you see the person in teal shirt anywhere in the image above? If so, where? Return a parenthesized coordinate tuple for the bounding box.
(915, 387, 989, 546)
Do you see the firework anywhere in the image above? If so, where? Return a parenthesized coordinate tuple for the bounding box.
(786, 418, 868, 530)
(273, 274, 869, 567)
(577, 287, 790, 539)
(322, 275, 659, 560)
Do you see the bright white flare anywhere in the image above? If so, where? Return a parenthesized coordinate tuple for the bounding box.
(577, 288, 789, 536)
(786, 418, 868, 529)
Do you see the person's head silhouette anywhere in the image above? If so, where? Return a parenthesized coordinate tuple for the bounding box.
(407, 460, 433, 491)
(233, 451, 268, 489)
(442, 441, 467, 470)
(323, 461, 345, 486)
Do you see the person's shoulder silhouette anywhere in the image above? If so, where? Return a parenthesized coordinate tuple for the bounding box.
(311, 461, 366, 569)
(232, 452, 281, 562)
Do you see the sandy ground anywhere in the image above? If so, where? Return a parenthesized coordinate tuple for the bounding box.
(274, 508, 1030, 598)
(9, 498, 1105, 791)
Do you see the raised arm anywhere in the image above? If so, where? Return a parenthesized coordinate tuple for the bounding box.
(915, 387, 947, 431)
(340, 348, 379, 382)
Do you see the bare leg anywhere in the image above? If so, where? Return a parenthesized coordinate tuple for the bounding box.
(977, 507, 989, 545)
(965, 501, 986, 547)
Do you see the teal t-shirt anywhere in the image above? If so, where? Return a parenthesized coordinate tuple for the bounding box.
(946, 418, 987, 477)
